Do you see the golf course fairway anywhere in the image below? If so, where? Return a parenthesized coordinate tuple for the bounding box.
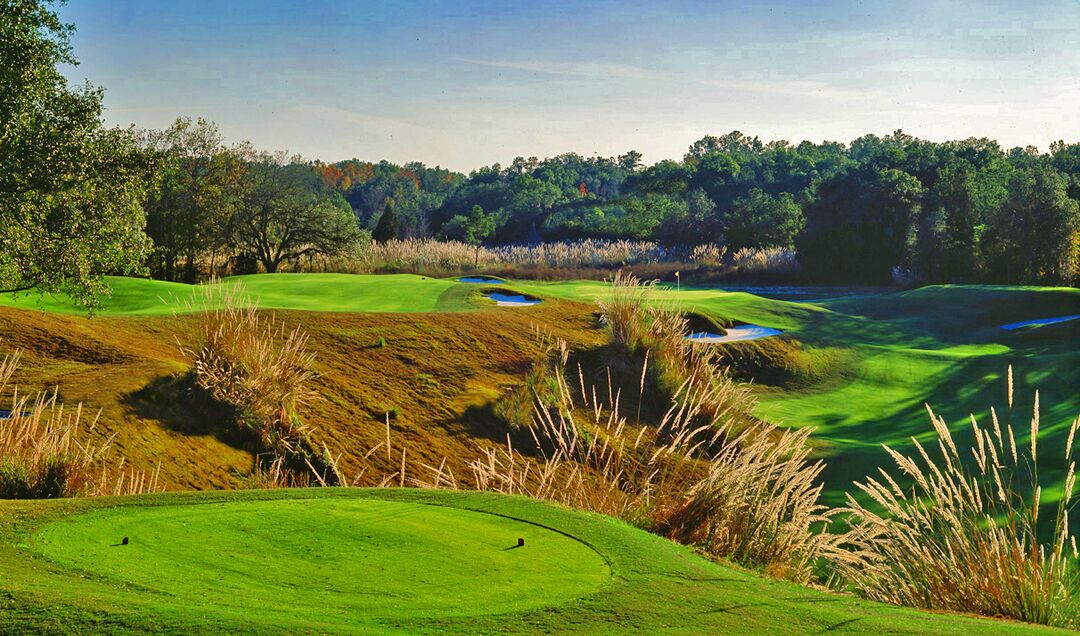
(0, 489, 1067, 634)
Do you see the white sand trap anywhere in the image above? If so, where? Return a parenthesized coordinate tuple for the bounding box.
(458, 276, 504, 283)
(999, 314, 1080, 330)
(686, 325, 782, 343)
(486, 292, 541, 307)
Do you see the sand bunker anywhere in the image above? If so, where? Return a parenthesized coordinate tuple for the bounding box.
(485, 292, 542, 307)
(686, 324, 782, 343)
(999, 314, 1080, 330)
(458, 276, 504, 284)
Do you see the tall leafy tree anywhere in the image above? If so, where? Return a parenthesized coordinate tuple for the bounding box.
(0, 0, 151, 309)
(444, 205, 496, 267)
(141, 118, 242, 281)
(230, 154, 363, 273)
(983, 165, 1079, 285)
(798, 166, 923, 283)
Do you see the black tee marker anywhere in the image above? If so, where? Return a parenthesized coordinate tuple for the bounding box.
(517, 537, 525, 547)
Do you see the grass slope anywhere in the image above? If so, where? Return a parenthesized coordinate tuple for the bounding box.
(0, 289, 603, 489)
(0, 488, 1064, 634)
(1, 275, 1076, 505)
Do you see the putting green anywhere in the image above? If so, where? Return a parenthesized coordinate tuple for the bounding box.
(32, 497, 609, 623)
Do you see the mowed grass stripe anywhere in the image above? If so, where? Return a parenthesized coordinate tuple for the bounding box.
(0, 274, 468, 315)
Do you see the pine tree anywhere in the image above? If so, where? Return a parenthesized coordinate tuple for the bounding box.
(372, 201, 399, 244)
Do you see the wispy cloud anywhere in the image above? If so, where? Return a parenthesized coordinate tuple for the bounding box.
(698, 77, 868, 101)
(460, 58, 665, 81)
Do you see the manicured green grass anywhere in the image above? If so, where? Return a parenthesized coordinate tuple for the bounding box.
(0, 488, 1064, 634)
(0, 274, 475, 315)
(34, 496, 607, 622)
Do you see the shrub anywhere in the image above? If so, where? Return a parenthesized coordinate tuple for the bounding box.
(830, 367, 1080, 628)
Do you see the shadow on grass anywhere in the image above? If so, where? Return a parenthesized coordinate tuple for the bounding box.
(122, 373, 256, 452)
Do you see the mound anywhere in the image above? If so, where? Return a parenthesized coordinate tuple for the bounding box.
(0, 489, 1061, 634)
(34, 497, 608, 622)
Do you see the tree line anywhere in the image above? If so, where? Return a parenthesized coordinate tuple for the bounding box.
(320, 131, 1079, 286)
(3, 0, 1078, 311)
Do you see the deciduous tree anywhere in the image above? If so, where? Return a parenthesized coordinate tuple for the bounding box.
(0, 0, 151, 309)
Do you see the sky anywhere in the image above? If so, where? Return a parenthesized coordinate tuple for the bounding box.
(58, 0, 1080, 172)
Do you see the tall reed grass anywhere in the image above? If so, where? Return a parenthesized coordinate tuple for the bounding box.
(467, 352, 833, 581)
(597, 271, 755, 427)
(294, 238, 799, 281)
(830, 367, 1080, 628)
(0, 350, 159, 498)
(179, 282, 344, 486)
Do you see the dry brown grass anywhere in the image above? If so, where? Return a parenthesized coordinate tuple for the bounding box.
(733, 246, 799, 276)
(830, 366, 1080, 628)
(0, 349, 159, 498)
(466, 354, 833, 581)
(597, 271, 755, 427)
(179, 282, 342, 486)
(289, 238, 800, 282)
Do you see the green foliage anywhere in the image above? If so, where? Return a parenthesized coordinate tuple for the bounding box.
(232, 155, 363, 273)
(798, 166, 923, 283)
(124, 118, 1080, 286)
(372, 200, 399, 244)
(444, 204, 496, 245)
(140, 117, 241, 281)
(724, 189, 805, 250)
(4, 0, 1077, 293)
(0, 0, 151, 309)
(982, 164, 1079, 285)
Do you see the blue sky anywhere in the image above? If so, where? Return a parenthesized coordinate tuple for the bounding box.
(59, 0, 1080, 171)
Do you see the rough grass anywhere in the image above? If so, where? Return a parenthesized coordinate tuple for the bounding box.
(0, 276, 1075, 508)
(179, 282, 345, 486)
(0, 351, 159, 498)
(0, 287, 604, 490)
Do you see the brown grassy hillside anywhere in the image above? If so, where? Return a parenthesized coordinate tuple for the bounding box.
(0, 300, 604, 490)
